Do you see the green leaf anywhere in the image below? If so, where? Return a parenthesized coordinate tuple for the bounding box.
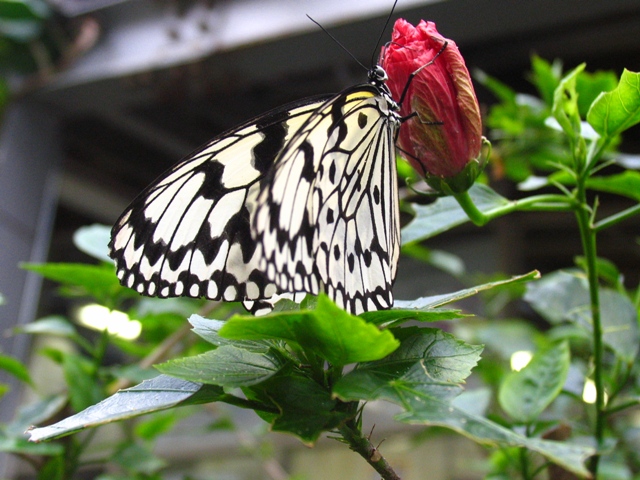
(588, 69, 640, 138)
(574, 256, 623, 288)
(245, 371, 352, 445)
(360, 307, 466, 327)
(333, 328, 483, 404)
(393, 271, 539, 310)
(401, 243, 466, 277)
(549, 169, 640, 202)
(397, 398, 593, 478)
(552, 63, 586, 141)
(0, 353, 32, 385)
(188, 314, 269, 352)
(467, 319, 541, 360)
(73, 224, 111, 262)
(0, 436, 64, 456)
(28, 375, 224, 442)
(37, 457, 65, 480)
(529, 55, 562, 107)
(403, 184, 509, 244)
(134, 411, 183, 441)
(575, 69, 618, 118)
(0, 0, 49, 20)
(62, 353, 104, 413)
(13, 315, 77, 337)
(22, 262, 133, 306)
(112, 443, 167, 474)
(498, 341, 570, 423)
(525, 271, 639, 362)
(219, 294, 399, 366)
(156, 346, 285, 387)
(474, 69, 517, 104)
(584, 171, 640, 202)
(6, 395, 67, 437)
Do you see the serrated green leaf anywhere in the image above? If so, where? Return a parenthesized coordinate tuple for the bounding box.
(498, 341, 570, 423)
(397, 398, 593, 477)
(588, 69, 640, 138)
(245, 372, 351, 445)
(220, 294, 399, 366)
(28, 375, 224, 442)
(156, 346, 284, 387)
(0, 353, 32, 385)
(525, 271, 639, 362)
(403, 184, 509, 244)
(333, 328, 483, 404)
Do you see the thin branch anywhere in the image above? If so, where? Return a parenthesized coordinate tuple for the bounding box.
(338, 419, 401, 480)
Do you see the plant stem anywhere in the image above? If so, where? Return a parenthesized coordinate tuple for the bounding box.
(338, 419, 401, 480)
(574, 184, 605, 475)
(454, 191, 573, 226)
(593, 203, 640, 232)
(519, 447, 531, 480)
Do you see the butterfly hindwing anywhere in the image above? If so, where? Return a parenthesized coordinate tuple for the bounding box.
(110, 97, 330, 306)
(253, 85, 401, 314)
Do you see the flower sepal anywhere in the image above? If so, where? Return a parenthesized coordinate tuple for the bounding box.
(423, 137, 491, 195)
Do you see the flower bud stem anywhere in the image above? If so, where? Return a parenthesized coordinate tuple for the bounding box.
(453, 190, 575, 227)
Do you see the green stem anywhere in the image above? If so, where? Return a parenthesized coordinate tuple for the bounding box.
(338, 419, 401, 480)
(454, 191, 574, 226)
(574, 185, 605, 475)
(593, 203, 640, 232)
(605, 398, 640, 416)
(519, 446, 531, 480)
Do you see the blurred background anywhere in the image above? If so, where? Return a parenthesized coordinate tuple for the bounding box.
(1, 0, 639, 478)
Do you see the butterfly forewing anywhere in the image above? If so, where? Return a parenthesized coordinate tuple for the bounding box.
(253, 86, 401, 314)
(110, 97, 329, 306)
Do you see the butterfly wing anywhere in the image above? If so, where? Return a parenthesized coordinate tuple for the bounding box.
(254, 85, 401, 314)
(109, 96, 330, 306)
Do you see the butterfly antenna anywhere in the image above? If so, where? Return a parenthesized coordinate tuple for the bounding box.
(370, 0, 399, 67)
(306, 14, 368, 72)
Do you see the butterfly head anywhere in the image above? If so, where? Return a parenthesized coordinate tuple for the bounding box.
(369, 65, 389, 85)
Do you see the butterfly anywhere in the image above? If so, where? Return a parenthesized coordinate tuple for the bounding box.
(109, 17, 407, 316)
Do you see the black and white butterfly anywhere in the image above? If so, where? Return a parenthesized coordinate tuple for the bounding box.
(110, 12, 407, 315)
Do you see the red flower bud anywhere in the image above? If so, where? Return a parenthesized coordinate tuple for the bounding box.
(382, 19, 484, 193)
